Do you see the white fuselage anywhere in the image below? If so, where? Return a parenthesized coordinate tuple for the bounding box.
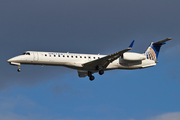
(8, 51, 156, 71)
(7, 38, 171, 80)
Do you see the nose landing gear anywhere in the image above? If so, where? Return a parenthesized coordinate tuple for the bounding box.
(17, 66, 21, 72)
(17, 68, 21, 72)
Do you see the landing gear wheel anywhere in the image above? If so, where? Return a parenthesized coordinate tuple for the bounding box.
(17, 68, 21, 72)
(89, 76, 95, 81)
(99, 70, 104, 75)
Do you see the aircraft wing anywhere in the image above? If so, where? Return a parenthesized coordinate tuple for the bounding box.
(82, 40, 134, 70)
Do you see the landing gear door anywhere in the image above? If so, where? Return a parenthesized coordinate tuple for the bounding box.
(33, 52, 39, 61)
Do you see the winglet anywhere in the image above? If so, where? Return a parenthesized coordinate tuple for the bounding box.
(128, 40, 135, 49)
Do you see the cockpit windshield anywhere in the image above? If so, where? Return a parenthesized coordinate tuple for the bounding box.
(23, 52, 30, 55)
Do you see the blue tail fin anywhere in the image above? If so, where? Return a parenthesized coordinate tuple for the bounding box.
(144, 38, 172, 62)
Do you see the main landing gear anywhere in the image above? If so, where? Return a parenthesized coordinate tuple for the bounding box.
(88, 71, 95, 81)
(89, 76, 95, 81)
(99, 70, 104, 75)
(96, 65, 104, 75)
(87, 70, 104, 81)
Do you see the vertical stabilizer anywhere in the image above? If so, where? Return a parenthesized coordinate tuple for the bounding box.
(144, 38, 172, 62)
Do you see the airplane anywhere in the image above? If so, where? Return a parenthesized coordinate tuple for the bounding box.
(7, 38, 172, 81)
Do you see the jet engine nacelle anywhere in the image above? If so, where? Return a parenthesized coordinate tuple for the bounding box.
(122, 52, 146, 61)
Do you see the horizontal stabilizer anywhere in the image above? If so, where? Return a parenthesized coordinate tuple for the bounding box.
(153, 38, 172, 45)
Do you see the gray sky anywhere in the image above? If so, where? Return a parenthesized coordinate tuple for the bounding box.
(1, 0, 180, 89)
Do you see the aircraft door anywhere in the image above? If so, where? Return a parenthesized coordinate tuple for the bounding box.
(33, 52, 39, 61)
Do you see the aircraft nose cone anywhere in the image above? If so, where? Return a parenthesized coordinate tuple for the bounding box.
(7, 58, 12, 62)
(7, 55, 25, 63)
(7, 57, 18, 63)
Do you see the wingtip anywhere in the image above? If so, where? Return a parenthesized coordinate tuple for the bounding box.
(167, 37, 173, 40)
(128, 40, 135, 49)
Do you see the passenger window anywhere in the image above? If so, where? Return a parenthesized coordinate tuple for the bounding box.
(80, 56, 82, 58)
(71, 56, 73, 58)
(58, 55, 60, 57)
(50, 55, 51, 57)
(94, 57, 95, 59)
(54, 55, 56, 57)
(84, 56, 86, 58)
(76, 56, 77, 58)
(89, 57, 90, 59)
(63, 55, 65, 57)
(67, 55, 69, 57)
(45, 54, 47, 56)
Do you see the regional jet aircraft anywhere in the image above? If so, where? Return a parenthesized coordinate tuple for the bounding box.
(7, 38, 172, 81)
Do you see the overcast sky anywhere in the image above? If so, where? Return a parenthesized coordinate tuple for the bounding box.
(1, 0, 180, 120)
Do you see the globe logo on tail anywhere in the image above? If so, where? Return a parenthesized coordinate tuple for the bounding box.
(145, 47, 156, 61)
